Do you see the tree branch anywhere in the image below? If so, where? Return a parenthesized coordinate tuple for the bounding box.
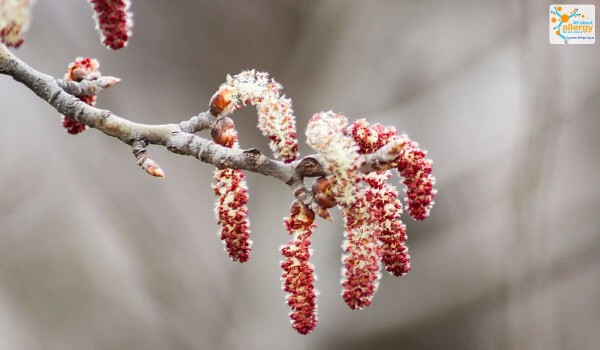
(0, 44, 405, 205)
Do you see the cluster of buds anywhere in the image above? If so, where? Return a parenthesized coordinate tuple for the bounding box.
(61, 57, 102, 135)
(211, 117, 252, 263)
(209, 70, 299, 163)
(87, 0, 132, 50)
(0, 0, 35, 48)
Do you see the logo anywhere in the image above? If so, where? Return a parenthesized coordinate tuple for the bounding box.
(549, 5, 595, 44)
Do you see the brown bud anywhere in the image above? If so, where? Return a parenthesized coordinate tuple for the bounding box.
(290, 200, 315, 225)
(209, 89, 233, 116)
(146, 163, 165, 178)
(139, 157, 165, 178)
(312, 176, 337, 209)
(71, 67, 88, 82)
(211, 117, 236, 147)
(72, 67, 101, 82)
(316, 206, 333, 222)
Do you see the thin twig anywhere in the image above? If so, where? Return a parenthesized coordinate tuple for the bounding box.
(56, 76, 121, 96)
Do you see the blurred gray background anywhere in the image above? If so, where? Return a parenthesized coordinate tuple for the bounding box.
(1, 0, 599, 349)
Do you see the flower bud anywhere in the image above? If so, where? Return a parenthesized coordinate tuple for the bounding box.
(209, 88, 233, 116)
(289, 200, 315, 226)
(311, 176, 338, 209)
(211, 117, 236, 147)
(61, 57, 101, 134)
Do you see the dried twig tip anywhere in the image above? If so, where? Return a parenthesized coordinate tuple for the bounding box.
(101, 76, 121, 88)
(145, 162, 165, 177)
(132, 141, 165, 178)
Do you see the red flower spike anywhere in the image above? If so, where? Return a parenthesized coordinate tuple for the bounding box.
(211, 124, 252, 262)
(351, 118, 396, 155)
(341, 195, 382, 310)
(281, 201, 318, 334)
(61, 57, 101, 135)
(364, 172, 411, 277)
(396, 138, 436, 221)
(213, 168, 252, 262)
(378, 218, 410, 276)
(88, 0, 132, 50)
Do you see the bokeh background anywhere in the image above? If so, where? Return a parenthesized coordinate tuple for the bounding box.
(1, 1, 599, 349)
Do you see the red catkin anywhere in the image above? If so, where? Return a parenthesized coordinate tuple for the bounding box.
(281, 201, 318, 334)
(211, 120, 252, 262)
(88, 0, 132, 50)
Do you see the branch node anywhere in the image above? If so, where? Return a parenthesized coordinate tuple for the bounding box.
(295, 156, 326, 177)
(287, 177, 312, 206)
(243, 148, 262, 156)
(243, 148, 262, 162)
(218, 158, 233, 169)
(179, 111, 213, 133)
(100, 110, 112, 119)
